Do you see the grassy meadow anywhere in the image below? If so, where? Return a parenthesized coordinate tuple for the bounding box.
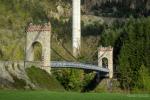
(0, 91, 149, 100)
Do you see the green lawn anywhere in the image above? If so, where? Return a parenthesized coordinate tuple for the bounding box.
(0, 91, 149, 100)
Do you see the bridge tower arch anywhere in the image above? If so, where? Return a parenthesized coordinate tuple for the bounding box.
(32, 41, 42, 61)
(26, 22, 51, 73)
(98, 46, 113, 78)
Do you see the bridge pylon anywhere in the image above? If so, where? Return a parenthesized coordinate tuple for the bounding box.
(26, 22, 51, 74)
(98, 46, 113, 78)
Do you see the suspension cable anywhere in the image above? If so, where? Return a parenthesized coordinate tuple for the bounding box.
(51, 47, 70, 61)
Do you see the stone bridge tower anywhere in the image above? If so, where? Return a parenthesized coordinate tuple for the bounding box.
(98, 46, 113, 78)
(26, 22, 51, 73)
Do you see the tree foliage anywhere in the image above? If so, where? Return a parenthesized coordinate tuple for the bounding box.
(101, 17, 150, 91)
(52, 69, 96, 91)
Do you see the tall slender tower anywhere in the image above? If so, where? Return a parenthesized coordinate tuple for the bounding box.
(72, 0, 81, 57)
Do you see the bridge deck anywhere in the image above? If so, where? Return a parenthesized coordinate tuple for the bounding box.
(51, 61, 109, 73)
(0, 61, 109, 73)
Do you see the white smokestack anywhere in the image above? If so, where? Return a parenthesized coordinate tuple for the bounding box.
(72, 0, 81, 57)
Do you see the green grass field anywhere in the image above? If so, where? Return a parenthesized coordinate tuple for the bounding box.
(0, 91, 149, 100)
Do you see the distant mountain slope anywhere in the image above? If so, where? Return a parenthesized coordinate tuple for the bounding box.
(82, 0, 150, 17)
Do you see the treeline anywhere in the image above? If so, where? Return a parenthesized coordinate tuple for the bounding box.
(101, 17, 150, 91)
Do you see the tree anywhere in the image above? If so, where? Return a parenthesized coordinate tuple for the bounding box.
(139, 65, 150, 91)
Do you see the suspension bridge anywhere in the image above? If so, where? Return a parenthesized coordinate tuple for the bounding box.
(51, 61, 109, 73)
(24, 22, 113, 78)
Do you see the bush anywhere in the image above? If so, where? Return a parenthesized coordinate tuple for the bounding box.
(52, 68, 96, 92)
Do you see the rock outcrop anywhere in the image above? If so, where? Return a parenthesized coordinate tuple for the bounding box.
(0, 61, 35, 89)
